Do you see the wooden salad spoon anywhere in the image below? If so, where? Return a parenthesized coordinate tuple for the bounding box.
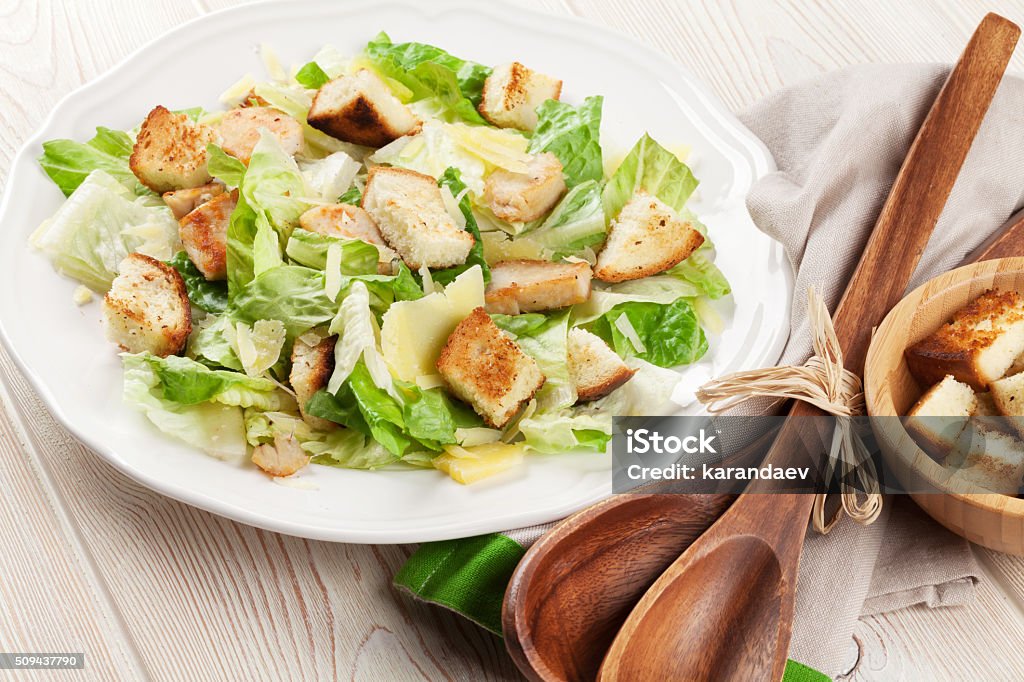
(598, 13, 1020, 682)
(502, 12, 1020, 682)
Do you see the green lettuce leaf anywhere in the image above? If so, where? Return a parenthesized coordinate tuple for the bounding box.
(307, 428, 399, 470)
(167, 251, 228, 314)
(666, 252, 731, 299)
(518, 411, 611, 454)
(527, 179, 607, 257)
(284, 229, 380, 274)
(227, 130, 310, 296)
(230, 265, 338, 340)
(583, 298, 707, 368)
(30, 170, 180, 291)
(528, 96, 604, 188)
(338, 186, 362, 204)
(125, 352, 280, 407)
(365, 32, 491, 124)
(38, 127, 150, 197)
(603, 134, 698, 221)
(431, 167, 491, 285)
(295, 61, 331, 89)
(121, 354, 248, 462)
(206, 144, 247, 187)
(492, 310, 575, 410)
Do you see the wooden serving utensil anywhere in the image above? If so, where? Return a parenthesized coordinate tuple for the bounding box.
(597, 13, 1019, 682)
(503, 429, 778, 682)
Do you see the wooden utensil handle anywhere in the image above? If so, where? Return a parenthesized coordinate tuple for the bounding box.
(967, 207, 1024, 263)
(833, 13, 1020, 374)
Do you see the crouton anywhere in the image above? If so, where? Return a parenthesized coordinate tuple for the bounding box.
(252, 432, 309, 478)
(361, 166, 474, 269)
(988, 370, 1024, 438)
(484, 152, 567, 223)
(178, 190, 237, 281)
(299, 204, 398, 270)
(568, 328, 636, 402)
(478, 62, 562, 131)
(436, 307, 545, 428)
(162, 182, 226, 220)
(485, 259, 591, 315)
(906, 289, 1024, 391)
(904, 375, 977, 457)
(307, 70, 419, 147)
(594, 192, 705, 283)
(216, 107, 304, 164)
(947, 423, 1024, 495)
(102, 253, 191, 357)
(290, 334, 336, 431)
(129, 105, 219, 193)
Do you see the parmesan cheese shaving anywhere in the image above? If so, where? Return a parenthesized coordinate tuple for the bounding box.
(614, 315, 647, 354)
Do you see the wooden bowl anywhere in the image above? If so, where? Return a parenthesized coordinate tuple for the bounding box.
(865, 257, 1024, 556)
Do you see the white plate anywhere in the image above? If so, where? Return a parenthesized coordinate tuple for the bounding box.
(0, 0, 792, 543)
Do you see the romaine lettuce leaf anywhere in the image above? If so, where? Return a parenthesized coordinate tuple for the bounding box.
(527, 179, 607, 257)
(492, 310, 576, 410)
(326, 280, 391, 393)
(125, 352, 280, 407)
(284, 229, 380, 274)
(30, 170, 180, 291)
(230, 265, 338, 339)
(364, 32, 490, 124)
(121, 354, 248, 462)
(528, 96, 604, 188)
(227, 130, 311, 296)
(308, 360, 465, 458)
(306, 427, 399, 470)
(206, 144, 246, 187)
(518, 411, 611, 454)
(338, 186, 362, 204)
(666, 252, 731, 299)
(603, 134, 698, 221)
(39, 127, 150, 197)
(583, 298, 707, 368)
(432, 168, 490, 285)
(167, 251, 228, 314)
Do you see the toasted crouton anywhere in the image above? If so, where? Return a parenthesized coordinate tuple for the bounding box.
(485, 259, 591, 315)
(478, 62, 562, 131)
(947, 422, 1024, 494)
(308, 70, 419, 147)
(437, 308, 545, 428)
(290, 334, 336, 431)
(252, 432, 309, 478)
(102, 253, 191, 357)
(906, 290, 1024, 391)
(216, 107, 304, 164)
(179, 190, 237, 281)
(299, 204, 398, 270)
(361, 166, 474, 269)
(904, 375, 977, 457)
(162, 182, 226, 220)
(568, 328, 636, 402)
(988, 371, 1024, 438)
(594, 192, 705, 283)
(484, 153, 567, 223)
(129, 106, 218, 193)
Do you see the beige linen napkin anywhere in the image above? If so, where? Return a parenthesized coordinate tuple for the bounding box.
(741, 63, 1024, 676)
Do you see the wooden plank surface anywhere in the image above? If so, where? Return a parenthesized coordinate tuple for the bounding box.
(1, 1, 1024, 680)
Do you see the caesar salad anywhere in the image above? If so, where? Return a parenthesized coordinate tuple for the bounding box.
(29, 33, 730, 483)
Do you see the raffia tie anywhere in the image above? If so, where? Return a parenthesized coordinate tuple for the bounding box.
(696, 288, 883, 533)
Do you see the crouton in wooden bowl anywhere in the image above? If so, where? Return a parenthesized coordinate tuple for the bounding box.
(865, 257, 1024, 557)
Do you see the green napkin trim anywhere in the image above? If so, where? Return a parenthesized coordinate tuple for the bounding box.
(396, 534, 830, 681)
(394, 533, 525, 634)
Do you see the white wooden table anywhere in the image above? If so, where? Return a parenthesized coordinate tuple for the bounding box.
(2, 1, 1024, 679)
